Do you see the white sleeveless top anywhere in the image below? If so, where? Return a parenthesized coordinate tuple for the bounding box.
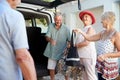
(96, 30, 119, 79)
(97, 30, 118, 61)
(76, 25, 97, 59)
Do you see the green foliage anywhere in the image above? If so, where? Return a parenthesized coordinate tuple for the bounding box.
(42, 0, 55, 2)
(36, 18, 47, 26)
(39, 18, 47, 26)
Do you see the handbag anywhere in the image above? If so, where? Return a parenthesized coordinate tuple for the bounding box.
(57, 31, 84, 79)
(57, 46, 84, 80)
(66, 31, 81, 67)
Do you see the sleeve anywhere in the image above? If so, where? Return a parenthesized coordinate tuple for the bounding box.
(11, 12, 29, 50)
(45, 23, 53, 38)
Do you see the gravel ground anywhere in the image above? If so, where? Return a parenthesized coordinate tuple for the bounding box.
(38, 73, 73, 80)
(38, 73, 120, 80)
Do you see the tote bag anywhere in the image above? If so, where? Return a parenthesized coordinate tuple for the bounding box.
(66, 31, 81, 67)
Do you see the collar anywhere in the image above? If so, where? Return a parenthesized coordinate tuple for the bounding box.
(54, 23, 63, 29)
(84, 25, 92, 29)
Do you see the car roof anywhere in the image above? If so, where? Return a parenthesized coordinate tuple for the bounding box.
(21, 0, 76, 8)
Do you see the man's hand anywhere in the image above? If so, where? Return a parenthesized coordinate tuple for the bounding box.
(50, 39, 56, 46)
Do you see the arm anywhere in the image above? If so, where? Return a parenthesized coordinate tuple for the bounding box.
(46, 36, 52, 42)
(74, 28, 101, 41)
(108, 32, 120, 58)
(75, 27, 99, 48)
(76, 40, 89, 48)
(45, 36, 56, 46)
(45, 24, 56, 46)
(11, 12, 37, 80)
(75, 27, 93, 48)
(15, 49, 37, 80)
(98, 32, 120, 61)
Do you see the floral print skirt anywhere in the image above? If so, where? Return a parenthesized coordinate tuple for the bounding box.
(96, 58, 119, 80)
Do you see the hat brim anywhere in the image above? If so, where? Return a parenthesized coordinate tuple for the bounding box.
(79, 11, 96, 24)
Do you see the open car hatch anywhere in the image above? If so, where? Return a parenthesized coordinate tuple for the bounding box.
(21, 0, 77, 8)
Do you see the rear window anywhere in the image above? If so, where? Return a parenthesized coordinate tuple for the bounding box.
(25, 17, 48, 33)
(35, 18, 48, 33)
(17, 9, 52, 33)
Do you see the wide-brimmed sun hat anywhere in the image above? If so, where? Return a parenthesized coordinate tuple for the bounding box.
(79, 10, 96, 24)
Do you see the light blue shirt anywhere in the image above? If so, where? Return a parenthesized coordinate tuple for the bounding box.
(44, 23, 70, 60)
(0, 1, 29, 80)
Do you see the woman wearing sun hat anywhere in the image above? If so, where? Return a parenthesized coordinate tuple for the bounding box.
(74, 10, 98, 80)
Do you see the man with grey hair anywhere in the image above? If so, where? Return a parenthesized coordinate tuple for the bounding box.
(0, 0, 37, 80)
(44, 12, 71, 80)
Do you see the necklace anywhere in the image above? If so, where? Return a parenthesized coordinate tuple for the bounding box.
(101, 29, 115, 40)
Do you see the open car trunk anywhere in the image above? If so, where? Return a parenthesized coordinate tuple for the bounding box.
(21, 0, 76, 8)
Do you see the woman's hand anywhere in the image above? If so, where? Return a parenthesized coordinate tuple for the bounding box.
(73, 29, 82, 33)
(97, 54, 108, 62)
(97, 55, 105, 62)
(73, 29, 79, 33)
